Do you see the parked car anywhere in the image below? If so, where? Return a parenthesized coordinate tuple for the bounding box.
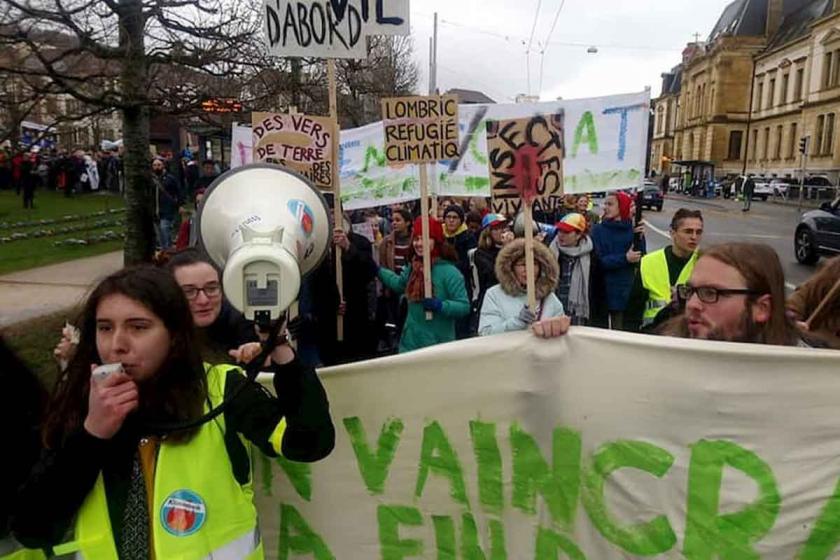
(794, 196, 840, 264)
(769, 178, 792, 198)
(752, 177, 773, 201)
(640, 185, 664, 211)
(803, 176, 836, 200)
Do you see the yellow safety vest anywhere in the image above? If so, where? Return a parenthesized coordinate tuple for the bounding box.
(640, 248, 698, 326)
(51, 364, 285, 560)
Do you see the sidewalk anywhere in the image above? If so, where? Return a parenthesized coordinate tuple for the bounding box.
(0, 251, 123, 327)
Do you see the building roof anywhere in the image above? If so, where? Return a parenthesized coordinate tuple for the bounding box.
(661, 65, 683, 95)
(708, 0, 763, 41)
(707, 0, 815, 43)
(446, 88, 496, 104)
(766, 0, 833, 51)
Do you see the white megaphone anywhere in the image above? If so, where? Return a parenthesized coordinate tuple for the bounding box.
(197, 164, 331, 325)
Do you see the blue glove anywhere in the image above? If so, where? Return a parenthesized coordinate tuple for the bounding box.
(517, 305, 536, 325)
(422, 297, 443, 312)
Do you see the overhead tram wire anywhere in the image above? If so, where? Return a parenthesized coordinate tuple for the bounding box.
(525, 0, 543, 95)
(538, 0, 567, 95)
(414, 13, 681, 54)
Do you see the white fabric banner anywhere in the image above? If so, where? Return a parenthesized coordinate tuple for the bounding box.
(254, 328, 840, 559)
(339, 91, 650, 210)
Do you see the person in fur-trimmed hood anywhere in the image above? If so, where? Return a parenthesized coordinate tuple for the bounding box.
(478, 239, 566, 336)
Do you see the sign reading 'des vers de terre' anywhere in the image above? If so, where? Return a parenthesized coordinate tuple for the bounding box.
(251, 112, 336, 190)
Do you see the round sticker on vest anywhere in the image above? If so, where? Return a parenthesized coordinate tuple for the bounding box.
(160, 490, 206, 536)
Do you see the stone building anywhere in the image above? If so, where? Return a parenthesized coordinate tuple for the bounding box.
(749, 0, 840, 182)
(651, 0, 840, 184)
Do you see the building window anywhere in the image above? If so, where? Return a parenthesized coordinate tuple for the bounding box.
(816, 115, 825, 154)
(762, 127, 770, 160)
(789, 122, 798, 159)
(728, 131, 743, 160)
(795, 68, 805, 101)
(656, 106, 664, 134)
(833, 50, 840, 87)
(768, 78, 776, 107)
(824, 52, 834, 89)
(750, 129, 758, 161)
(695, 85, 702, 117)
(756, 81, 764, 111)
(780, 74, 789, 105)
(826, 113, 836, 155)
(775, 125, 783, 160)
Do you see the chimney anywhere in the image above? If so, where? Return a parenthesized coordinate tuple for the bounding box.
(766, 0, 783, 38)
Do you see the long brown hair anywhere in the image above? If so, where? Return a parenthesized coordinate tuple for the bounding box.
(661, 243, 798, 346)
(42, 266, 207, 447)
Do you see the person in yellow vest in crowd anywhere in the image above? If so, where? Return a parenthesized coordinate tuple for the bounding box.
(626, 208, 704, 333)
(12, 266, 334, 560)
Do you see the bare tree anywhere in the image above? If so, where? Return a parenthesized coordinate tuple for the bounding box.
(0, 0, 276, 264)
(337, 35, 420, 127)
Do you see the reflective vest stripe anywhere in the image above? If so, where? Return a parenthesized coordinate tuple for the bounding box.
(54, 364, 266, 560)
(199, 528, 262, 560)
(640, 248, 698, 325)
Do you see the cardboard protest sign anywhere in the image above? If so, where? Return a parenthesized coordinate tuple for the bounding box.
(338, 91, 649, 209)
(253, 328, 840, 559)
(381, 95, 460, 165)
(486, 113, 564, 216)
(263, 0, 410, 59)
(251, 112, 336, 190)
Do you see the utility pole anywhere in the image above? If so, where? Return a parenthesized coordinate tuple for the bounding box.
(429, 12, 439, 216)
(798, 136, 810, 212)
(429, 12, 438, 95)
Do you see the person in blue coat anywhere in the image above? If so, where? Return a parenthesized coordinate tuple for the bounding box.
(591, 191, 645, 330)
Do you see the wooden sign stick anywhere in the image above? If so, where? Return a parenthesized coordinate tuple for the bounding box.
(805, 276, 840, 329)
(327, 59, 345, 341)
(523, 202, 537, 315)
(419, 164, 434, 321)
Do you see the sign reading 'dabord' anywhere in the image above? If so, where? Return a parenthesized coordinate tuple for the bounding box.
(381, 95, 460, 165)
(251, 112, 336, 190)
(264, 0, 409, 59)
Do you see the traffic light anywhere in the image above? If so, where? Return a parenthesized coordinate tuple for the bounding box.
(799, 137, 809, 154)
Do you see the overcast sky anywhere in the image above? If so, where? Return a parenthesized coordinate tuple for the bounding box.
(409, 0, 736, 102)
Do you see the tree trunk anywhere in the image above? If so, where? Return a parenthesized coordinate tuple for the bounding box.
(119, 0, 154, 265)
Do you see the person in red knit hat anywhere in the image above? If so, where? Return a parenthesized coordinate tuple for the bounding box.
(377, 217, 470, 352)
(590, 191, 646, 329)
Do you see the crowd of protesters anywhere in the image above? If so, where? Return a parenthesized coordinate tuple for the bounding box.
(0, 147, 125, 205)
(152, 183, 840, 364)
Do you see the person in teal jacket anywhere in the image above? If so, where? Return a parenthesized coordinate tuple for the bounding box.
(378, 216, 470, 353)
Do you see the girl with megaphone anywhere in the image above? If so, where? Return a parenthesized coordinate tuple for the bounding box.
(13, 266, 334, 560)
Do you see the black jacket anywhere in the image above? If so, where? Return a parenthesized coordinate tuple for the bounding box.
(12, 359, 334, 550)
(473, 245, 501, 312)
(0, 338, 45, 540)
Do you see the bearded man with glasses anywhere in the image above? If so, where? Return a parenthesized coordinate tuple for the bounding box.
(665, 243, 803, 345)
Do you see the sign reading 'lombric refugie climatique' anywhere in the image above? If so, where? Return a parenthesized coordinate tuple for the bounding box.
(381, 95, 460, 165)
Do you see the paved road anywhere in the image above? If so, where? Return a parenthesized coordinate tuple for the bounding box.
(0, 251, 123, 327)
(639, 195, 816, 289)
